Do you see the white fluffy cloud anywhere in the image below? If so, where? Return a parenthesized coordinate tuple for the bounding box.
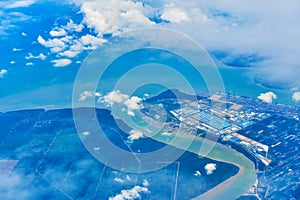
(77, 0, 300, 89)
(5, 0, 36, 9)
(34, 14, 114, 72)
(80, 0, 155, 36)
(60, 35, 73, 43)
(114, 177, 125, 184)
(80, 34, 106, 46)
(37, 19, 106, 63)
(59, 50, 80, 58)
(205, 163, 217, 175)
(161, 3, 190, 23)
(64, 19, 84, 32)
(33, 0, 155, 68)
(49, 28, 67, 37)
(39, 0, 299, 88)
(78, 91, 94, 101)
(142, 179, 149, 187)
(104, 90, 129, 104)
(70, 0, 296, 88)
(0, 69, 8, 78)
(258, 92, 277, 103)
(156, 0, 300, 88)
(292, 92, 300, 102)
(103, 90, 143, 116)
(78, 91, 101, 101)
(94, 92, 102, 97)
(109, 185, 149, 200)
(25, 53, 46, 60)
(51, 59, 72, 67)
(128, 130, 144, 141)
(124, 96, 143, 112)
(37, 35, 66, 52)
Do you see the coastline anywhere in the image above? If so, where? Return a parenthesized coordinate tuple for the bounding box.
(1, 106, 257, 199)
(149, 132, 256, 200)
(195, 166, 245, 200)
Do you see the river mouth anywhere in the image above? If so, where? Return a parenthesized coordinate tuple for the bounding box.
(0, 107, 245, 200)
(105, 104, 257, 200)
(143, 130, 256, 200)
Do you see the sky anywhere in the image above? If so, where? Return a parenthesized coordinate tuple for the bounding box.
(0, 0, 300, 110)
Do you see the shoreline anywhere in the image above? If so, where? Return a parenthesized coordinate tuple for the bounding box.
(194, 166, 245, 200)
(1, 107, 257, 199)
(150, 132, 256, 200)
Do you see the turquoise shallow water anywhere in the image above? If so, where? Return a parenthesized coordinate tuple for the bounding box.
(219, 67, 297, 105)
(0, 47, 298, 112)
(0, 66, 297, 112)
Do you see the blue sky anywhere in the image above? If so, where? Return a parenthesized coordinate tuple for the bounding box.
(0, 0, 300, 110)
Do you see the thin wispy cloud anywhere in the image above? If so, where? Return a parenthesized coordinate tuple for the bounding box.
(5, 0, 36, 9)
(0, 12, 32, 35)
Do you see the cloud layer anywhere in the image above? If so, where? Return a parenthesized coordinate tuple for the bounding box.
(164, 0, 300, 88)
(23, 0, 299, 91)
(73, 0, 300, 89)
(160, 3, 190, 23)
